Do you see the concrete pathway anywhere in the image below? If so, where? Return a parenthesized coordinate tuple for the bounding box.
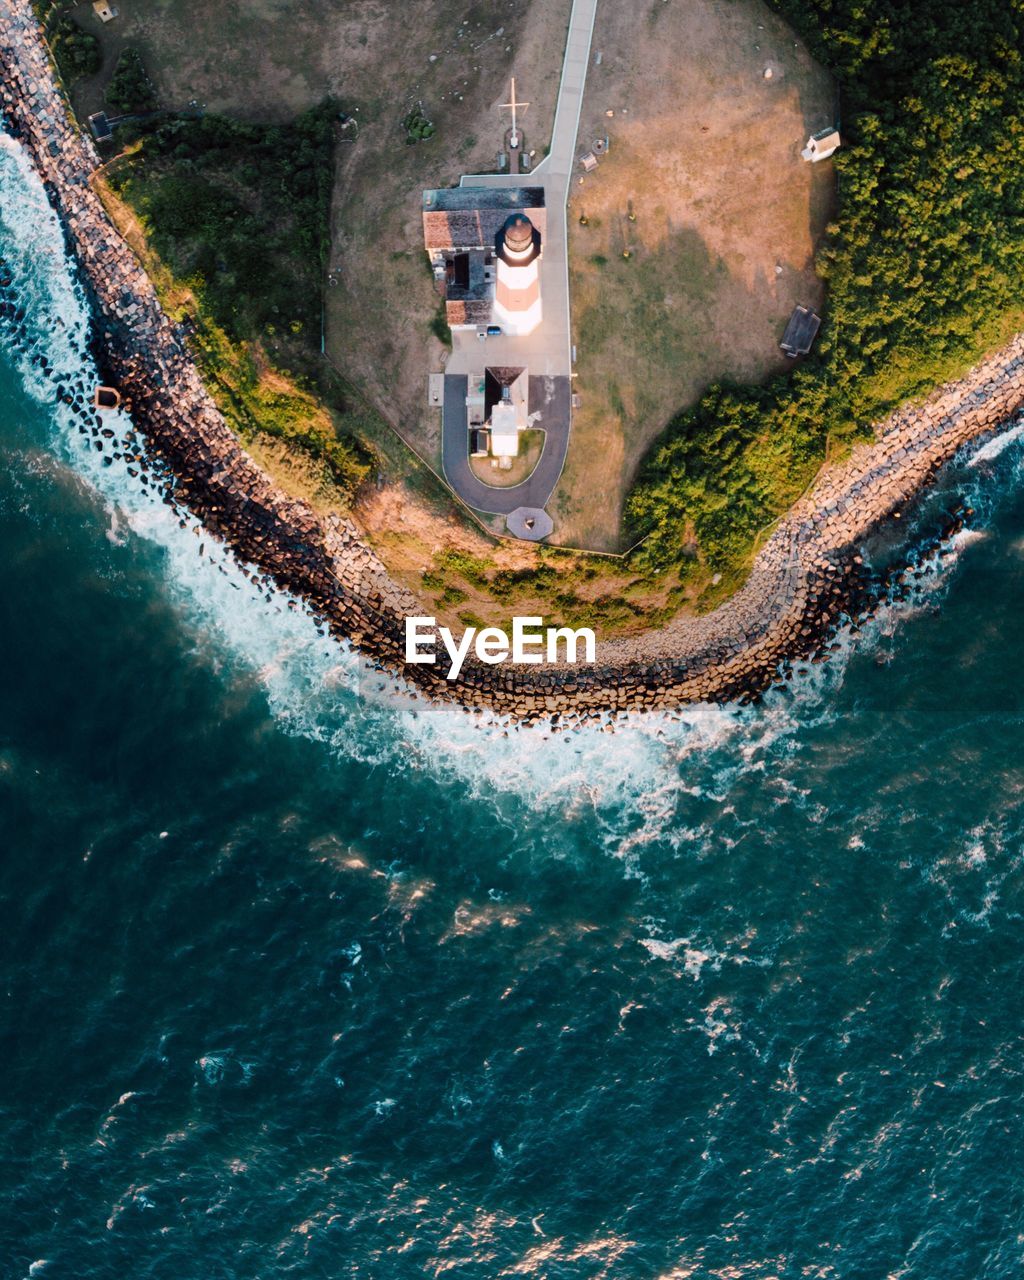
(530, 0, 601, 185)
(441, 0, 598, 526)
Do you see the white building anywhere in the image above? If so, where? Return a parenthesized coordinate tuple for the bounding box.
(802, 127, 841, 162)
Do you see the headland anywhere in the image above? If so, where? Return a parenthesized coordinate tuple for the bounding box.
(2, 0, 1022, 723)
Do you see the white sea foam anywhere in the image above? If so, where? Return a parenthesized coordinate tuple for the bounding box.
(967, 412, 1024, 466)
(699, 996, 742, 1055)
(1, 129, 1020, 860)
(197, 1053, 227, 1086)
(639, 937, 718, 979)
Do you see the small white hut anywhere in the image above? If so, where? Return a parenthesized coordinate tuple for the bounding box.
(802, 127, 841, 162)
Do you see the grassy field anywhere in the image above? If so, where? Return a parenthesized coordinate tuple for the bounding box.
(96, 104, 377, 495)
(556, 0, 834, 551)
(93, 166, 375, 510)
(65, 0, 627, 611)
(69, 0, 955, 637)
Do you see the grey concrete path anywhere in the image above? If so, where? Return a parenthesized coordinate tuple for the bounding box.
(440, 0, 598, 529)
(530, 0, 600, 186)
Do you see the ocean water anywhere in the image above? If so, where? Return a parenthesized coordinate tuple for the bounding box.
(4, 134, 1024, 1280)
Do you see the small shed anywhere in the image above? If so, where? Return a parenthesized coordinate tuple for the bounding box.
(780, 306, 821, 357)
(88, 112, 113, 142)
(92, 0, 119, 21)
(802, 127, 841, 162)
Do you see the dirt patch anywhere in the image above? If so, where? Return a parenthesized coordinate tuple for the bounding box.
(554, 0, 835, 550)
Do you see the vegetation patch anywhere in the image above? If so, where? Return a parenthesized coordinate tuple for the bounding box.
(627, 0, 1024, 579)
(560, 0, 833, 554)
(429, 299, 452, 348)
(48, 10, 100, 85)
(100, 102, 372, 501)
(414, 544, 694, 636)
(107, 104, 338, 341)
(105, 48, 157, 114)
(401, 103, 435, 144)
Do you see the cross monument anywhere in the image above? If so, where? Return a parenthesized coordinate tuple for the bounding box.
(502, 77, 529, 151)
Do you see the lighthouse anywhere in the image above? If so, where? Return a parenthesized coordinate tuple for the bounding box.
(492, 212, 542, 336)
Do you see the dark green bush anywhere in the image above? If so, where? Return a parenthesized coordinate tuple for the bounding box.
(109, 100, 341, 341)
(107, 100, 372, 500)
(402, 105, 435, 144)
(50, 14, 100, 83)
(105, 48, 157, 114)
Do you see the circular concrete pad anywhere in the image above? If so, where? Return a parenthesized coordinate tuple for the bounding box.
(507, 507, 553, 541)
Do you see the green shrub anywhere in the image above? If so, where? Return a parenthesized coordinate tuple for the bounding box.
(108, 100, 340, 342)
(434, 548, 489, 588)
(50, 14, 100, 84)
(107, 100, 372, 502)
(430, 300, 452, 347)
(105, 48, 157, 114)
(402, 104, 435, 144)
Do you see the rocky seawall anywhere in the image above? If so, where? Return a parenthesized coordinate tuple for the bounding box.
(2, 0, 1022, 723)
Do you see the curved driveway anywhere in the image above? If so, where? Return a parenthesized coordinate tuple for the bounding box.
(442, 373, 570, 515)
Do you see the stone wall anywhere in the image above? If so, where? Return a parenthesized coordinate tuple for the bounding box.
(2, 0, 1022, 723)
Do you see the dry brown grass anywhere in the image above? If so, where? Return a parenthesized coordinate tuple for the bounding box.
(554, 0, 835, 550)
(356, 483, 698, 637)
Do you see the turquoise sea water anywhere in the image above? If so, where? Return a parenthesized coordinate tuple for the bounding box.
(4, 133, 1024, 1279)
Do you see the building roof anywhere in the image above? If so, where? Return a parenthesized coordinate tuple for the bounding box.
(496, 213, 541, 266)
(446, 249, 489, 302)
(780, 305, 822, 356)
(504, 214, 534, 253)
(446, 297, 492, 326)
(489, 401, 521, 456)
(88, 112, 112, 141)
(485, 366, 526, 416)
(423, 185, 546, 252)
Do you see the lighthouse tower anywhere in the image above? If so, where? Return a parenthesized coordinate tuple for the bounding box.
(492, 213, 542, 336)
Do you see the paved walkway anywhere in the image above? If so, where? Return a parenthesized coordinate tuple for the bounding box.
(441, 0, 598, 526)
